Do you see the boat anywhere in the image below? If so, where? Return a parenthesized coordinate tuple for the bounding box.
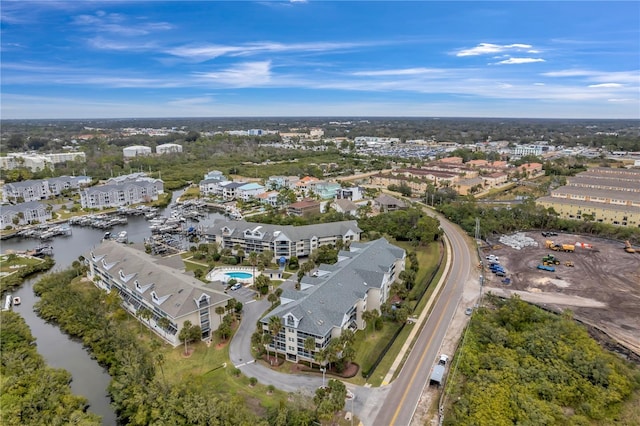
(12, 297, 21, 306)
(2, 295, 12, 311)
(103, 231, 112, 240)
(115, 231, 128, 243)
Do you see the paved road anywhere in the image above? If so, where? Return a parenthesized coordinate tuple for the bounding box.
(228, 211, 475, 425)
(373, 211, 475, 426)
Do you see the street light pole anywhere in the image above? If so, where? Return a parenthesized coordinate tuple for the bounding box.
(320, 367, 326, 388)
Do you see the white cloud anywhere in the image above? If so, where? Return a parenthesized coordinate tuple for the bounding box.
(72, 11, 173, 36)
(608, 98, 635, 102)
(167, 96, 216, 106)
(588, 83, 623, 88)
(543, 69, 639, 84)
(456, 43, 533, 57)
(196, 61, 272, 87)
(495, 57, 545, 65)
(166, 41, 374, 62)
(352, 68, 444, 76)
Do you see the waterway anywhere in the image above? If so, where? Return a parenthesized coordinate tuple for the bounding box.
(2, 190, 225, 425)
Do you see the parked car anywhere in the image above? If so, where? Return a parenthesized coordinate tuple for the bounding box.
(465, 307, 473, 315)
(230, 283, 242, 291)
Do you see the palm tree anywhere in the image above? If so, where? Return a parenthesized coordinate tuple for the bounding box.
(157, 317, 170, 339)
(304, 336, 316, 368)
(248, 251, 258, 287)
(262, 333, 273, 363)
(215, 306, 226, 323)
(268, 316, 283, 365)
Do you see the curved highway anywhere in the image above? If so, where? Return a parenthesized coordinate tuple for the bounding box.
(372, 211, 475, 425)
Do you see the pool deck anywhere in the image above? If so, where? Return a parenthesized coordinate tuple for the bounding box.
(206, 266, 257, 284)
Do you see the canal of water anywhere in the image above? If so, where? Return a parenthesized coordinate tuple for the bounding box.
(2, 190, 225, 425)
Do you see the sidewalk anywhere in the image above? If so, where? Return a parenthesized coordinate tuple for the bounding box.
(381, 233, 453, 385)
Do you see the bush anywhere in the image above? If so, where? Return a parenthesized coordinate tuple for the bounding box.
(231, 367, 241, 377)
(249, 377, 258, 386)
(222, 256, 238, 265)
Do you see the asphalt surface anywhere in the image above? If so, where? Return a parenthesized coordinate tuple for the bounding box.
(227, 210, 475, 425)
(374, 212, 474, 425)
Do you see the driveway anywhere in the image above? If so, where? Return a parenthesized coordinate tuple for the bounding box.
(228, 279, 394, 425)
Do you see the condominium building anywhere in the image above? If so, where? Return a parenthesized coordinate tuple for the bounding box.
(84, 240, 230, 346)
(204, 219, 361, 261)
(260, 238, 405, 363)
(537, 167, 640, 227)
(0, 201, 52, 228)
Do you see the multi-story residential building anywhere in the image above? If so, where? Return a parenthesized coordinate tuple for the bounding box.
(260, 238, 405, 364)
(331, 198, 359, 216)
(80, 180, 161, 209)
(255, 191, 279, 207)
(0, 201, 52, 228)
(84, 240, 230, 346)
(204, 219, 361, 261)
(266, 175, 300, 190)
(220, 181, 247, 201)
(199, 178, 223, 197)
(2, 176, 92, 204)
(2, 179, 51, 203)
(537, 167, 640, 227)
(513, 144, 547, 157)
(46, 176, 92, 195)
(46, 152, 87, 164)
(295, 176, 320, 196)
(482, 172, 509, 188)
(336, 186, 365, 201)
(457, 177, 485, 195)
(237, 182, 266, 201)
(204, 170, 227, 182)
(287, 199, 321, 217)
(0, 151, 86, 171)
(374, 194, 407, 212)
(106, 173, 164, 195)
(309, 181, 341, 199)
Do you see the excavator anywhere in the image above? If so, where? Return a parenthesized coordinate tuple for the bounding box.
(624, 240, 636, 254)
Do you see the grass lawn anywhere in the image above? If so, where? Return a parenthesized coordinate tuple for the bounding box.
(0, 254, 44, 273)
(349, 323, 403, 385)
(160, 327, 287, 412)
(342, 239, 445, 387)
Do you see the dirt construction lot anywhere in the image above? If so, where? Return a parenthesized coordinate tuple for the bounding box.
(483, 231, 640, 357)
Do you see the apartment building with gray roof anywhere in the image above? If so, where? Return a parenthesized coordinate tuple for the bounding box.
(84, 240, 230, 346)
(204, 219, 362, 261)
(260, 238, 405, 364)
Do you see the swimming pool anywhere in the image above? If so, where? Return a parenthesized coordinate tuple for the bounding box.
(225, 271, 252, 280)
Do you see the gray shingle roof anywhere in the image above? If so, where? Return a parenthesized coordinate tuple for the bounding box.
(86, 240, 229, 319)
(205, 219, 362, 243)
(262, 238, 404, 336)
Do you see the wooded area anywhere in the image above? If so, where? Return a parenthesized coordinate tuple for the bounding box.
(0, 311, 101, 425)
(444, 295, 640, 425)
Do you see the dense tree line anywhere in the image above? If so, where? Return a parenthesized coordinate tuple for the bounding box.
(444, 296, 640, 425)
(0, 311, 101, 425)
(31, 268, 322, 425)
(358, 207, 442, 245)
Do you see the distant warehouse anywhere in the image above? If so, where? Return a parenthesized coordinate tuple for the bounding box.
(123, 145, 152, 158)
(156, 143, 183, 155)
(537, 167, 640, 227)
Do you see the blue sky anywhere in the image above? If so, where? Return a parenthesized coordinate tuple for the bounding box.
(1, 1, 638, 119)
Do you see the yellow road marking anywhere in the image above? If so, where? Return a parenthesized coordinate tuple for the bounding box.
(389, 280, 457, 425)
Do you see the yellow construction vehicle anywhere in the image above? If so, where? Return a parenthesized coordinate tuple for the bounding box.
(564, 261, 574, 267)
